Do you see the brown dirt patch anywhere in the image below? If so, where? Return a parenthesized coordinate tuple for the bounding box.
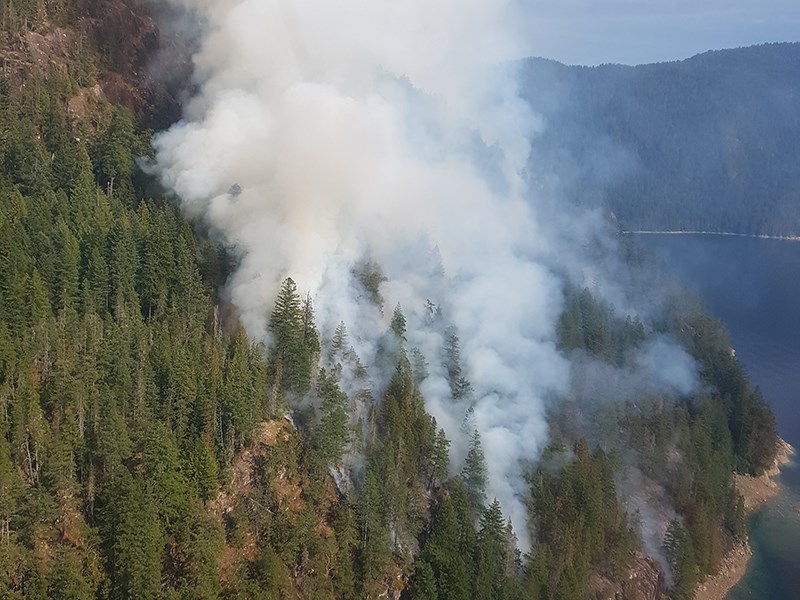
(255, 419, 290, 447)
(208, 419, 294, 520)
(274, 465, 305, 514)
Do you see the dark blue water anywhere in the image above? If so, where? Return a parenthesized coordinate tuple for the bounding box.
(633, 234, 800, 600)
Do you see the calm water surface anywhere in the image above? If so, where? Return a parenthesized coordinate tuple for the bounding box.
(633, 234, 800, 600)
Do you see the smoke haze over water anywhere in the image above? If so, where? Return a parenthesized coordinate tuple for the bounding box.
(152, 0, 695, 550)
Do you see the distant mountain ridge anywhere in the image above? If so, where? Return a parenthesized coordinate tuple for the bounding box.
(520, 43, 800, 236)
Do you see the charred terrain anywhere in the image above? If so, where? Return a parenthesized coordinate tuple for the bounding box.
(0, 3, 782, 600)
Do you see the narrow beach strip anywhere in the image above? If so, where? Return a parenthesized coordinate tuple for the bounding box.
(622, 230, 800, 241)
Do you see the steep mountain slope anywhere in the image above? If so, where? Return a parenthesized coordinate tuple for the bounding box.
(0, 0, 190, 128)
(521, 44, 800, 235)
(0, 7, 781, 600)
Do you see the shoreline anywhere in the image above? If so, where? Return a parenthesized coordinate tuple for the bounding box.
(622, 230, 800, 241)
(693, 438, 795, 600)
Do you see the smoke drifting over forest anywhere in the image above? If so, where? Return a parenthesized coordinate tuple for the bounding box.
(152, 0, 695, 549)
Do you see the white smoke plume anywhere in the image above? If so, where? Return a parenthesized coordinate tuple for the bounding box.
(150, 0, 691, 550)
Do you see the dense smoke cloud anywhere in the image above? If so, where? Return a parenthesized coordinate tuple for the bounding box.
(151, 0, 695, 550)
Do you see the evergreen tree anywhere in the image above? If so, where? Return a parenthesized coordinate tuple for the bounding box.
(409, 560, 439, 600)
(47, 548, 95, 600)
(443, 326, 471, 400)
(0, 17, 784, 598)
(269, 278, 318, 395)
(462, 429, 488, 510)
(391, 303, 407, 341)
(665, 519, 698, 600)
(98, 467, 165, 600)
(473, 499, 510, 600)
(417, 489, 472, 600)
(314, 368, 350, 464)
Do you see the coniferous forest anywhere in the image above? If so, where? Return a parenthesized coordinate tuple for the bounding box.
(0, 3, 781, 600)
(520, 45, 800, 236)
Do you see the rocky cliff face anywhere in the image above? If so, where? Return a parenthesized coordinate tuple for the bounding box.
(81, 0, 194, 126)
(0, 0, 192, 127)
(589, 553, 664, 600)
(623, 555, 664, 600)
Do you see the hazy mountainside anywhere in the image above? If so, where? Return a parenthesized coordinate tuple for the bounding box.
(0, 6, 781, 600)
(0, 0, 191, 128)
(520, 43, 800, 236)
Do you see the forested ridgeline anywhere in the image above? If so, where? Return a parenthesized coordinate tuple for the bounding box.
(0, 9, 781, 600)
(553, 286, 778, 599)
(520, 44, 800, 236)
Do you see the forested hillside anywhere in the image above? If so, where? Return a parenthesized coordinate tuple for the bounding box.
(0, 6, 781, 600)
(521, 44, 800, 236)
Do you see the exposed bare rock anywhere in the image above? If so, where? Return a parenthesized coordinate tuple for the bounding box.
(735, 437, 794, 511)
(24, 27, 75, 74)
(694, 540, 752, 600)
(0, 0, 194, 127)
(1, 26, 78, 82)
(589, 553, 663, 600)
(623, 554, 664, 600)
(78, 0, 194, 125)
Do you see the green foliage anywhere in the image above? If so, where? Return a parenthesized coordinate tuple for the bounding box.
(408, 561, 438, 600)
(665, 295, 778, 474)
(443, 327, 472, 400)
(665, 520, 698, 600)
(528, 440, 635, 599)
(355, 259, 387, 307)
(269, 278, 320, 396)
(0, 17, 782, 600)
(557, 286, 645, 365)
(473, 500, 509, 600)
(410, 481, 474, 600)
(314, 368, 350, 464)
(142, 422, 191, 528)
(462, 430, 487, 511)
(47, 548, 96, 600)
(0, 51, 279, 597)
(391, 303, 407, 340)
(98, 467, 165, 600)
(553, 286, 776, 597)
(92, 107, 148, 205)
